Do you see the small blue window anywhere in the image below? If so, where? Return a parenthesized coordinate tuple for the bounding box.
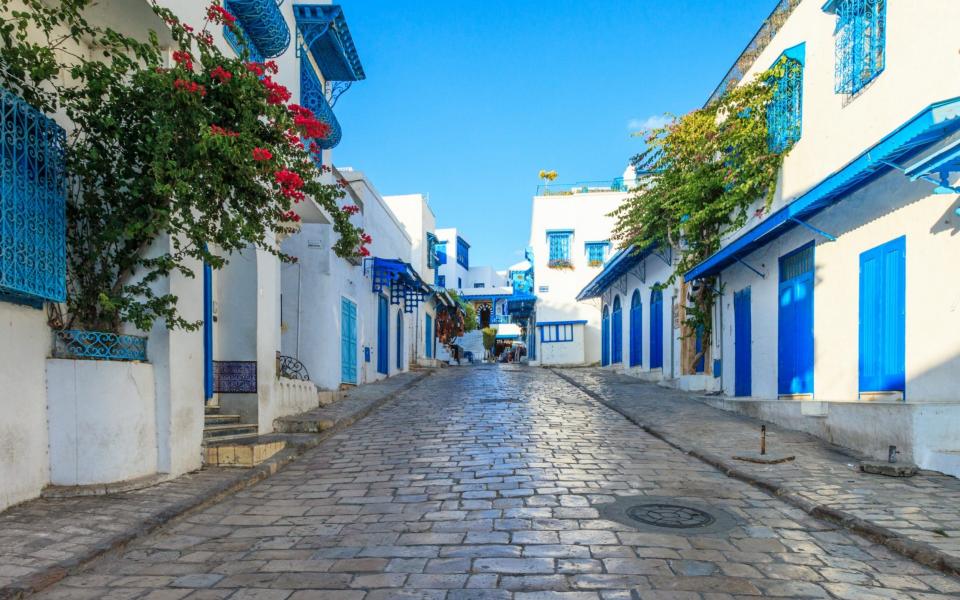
(585, 242, 609, 266)
(436, 242, 447, 265)
(540, 324, 574, 343)
(827, 0, 886, 95)
(768, 45, 804, 153)
(437, 275, 446, 288)
(473, 283, 485, 288)
(457, 277, 462, 289)
(456, 237, 470, 269)
(426, 232, 439, 268)
(547, 230, 573, 264)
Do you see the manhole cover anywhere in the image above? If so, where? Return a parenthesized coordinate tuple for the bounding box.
(626, 503, 715, 529)
(598, 495, 739, 535)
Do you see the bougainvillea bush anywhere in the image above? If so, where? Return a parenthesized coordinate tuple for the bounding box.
(0, 0, 369, 332)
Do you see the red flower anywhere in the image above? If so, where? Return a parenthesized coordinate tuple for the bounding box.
(209, 124, 239, 137)
(359, 246, 370, 257)
(361, 233, 372, 244)
(245, 62, 265, 77)
(174, 78, 206, 97)
(206, 3, 236, 25)
(172, 50, 194, 71)
(341, 204, 360, 215)
(210, 66, 232, 83)
(252, 147, 273, 161)
(198, 31, 214, 47)
(264, 61, 279, 74)
(261, 76, 291, 105)
(274, 169, 305, 201)
(284, 131, 305, 150)
(282, 210, 302, 223)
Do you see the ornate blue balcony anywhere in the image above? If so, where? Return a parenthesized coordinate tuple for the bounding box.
(0, 86, 67, 305)
(300, 57, 342, 151)
(293, 5, 366, 82)
(224, 0, 291, 59)
(53, 330, 148, 362)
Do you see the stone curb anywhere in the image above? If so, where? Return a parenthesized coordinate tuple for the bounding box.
(550, 368, 960, 579)
(0, 370, 432, 600)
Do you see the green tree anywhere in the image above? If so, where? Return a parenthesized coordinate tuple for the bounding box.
(612, 60, 797, 371)
(0, 0, 368, 332)
(447, 290, 477, 332)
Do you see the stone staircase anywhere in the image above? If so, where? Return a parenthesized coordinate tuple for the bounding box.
(202, 404, 285, 467)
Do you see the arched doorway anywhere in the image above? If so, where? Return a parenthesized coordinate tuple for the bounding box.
(612, 295, 623, 364)
(650, 288, 663, 369)
(629, 289, 642, 367)
(601, 305, 610, 367)
(477, 301, 492, 328)
(396, 310, 403, 371)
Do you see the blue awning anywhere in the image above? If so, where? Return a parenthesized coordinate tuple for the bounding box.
(686, 97, 960, 282)
(293, 5, 366, 82)
(367, 258, 430, 312)
(576, 245, 654, 300)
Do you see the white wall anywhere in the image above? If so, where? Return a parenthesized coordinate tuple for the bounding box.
(529, 190, 627, 365)
(536, 324, 587, 366)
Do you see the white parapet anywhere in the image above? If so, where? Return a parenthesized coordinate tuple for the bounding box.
(46, 358, 158, 486)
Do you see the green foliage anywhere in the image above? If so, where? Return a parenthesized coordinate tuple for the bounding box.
(481, 326, 497, 352)
(447, 290, 477, 332)
(0, 0, 366, 332)
(612, 60, 796, 370)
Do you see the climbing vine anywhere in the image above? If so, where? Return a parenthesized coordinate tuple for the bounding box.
(612, 59, 798, 371)
(0, 0, 368, 333)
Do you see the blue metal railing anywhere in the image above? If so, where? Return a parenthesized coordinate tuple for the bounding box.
(52, 330, 148, 362)
(536, 177, 630, 196)
(0, 86, 67, 304)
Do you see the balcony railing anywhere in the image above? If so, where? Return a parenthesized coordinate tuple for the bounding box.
(536, 177, 630, 196)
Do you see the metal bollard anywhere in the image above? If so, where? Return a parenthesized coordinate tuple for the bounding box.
(760, 425, 767, 456)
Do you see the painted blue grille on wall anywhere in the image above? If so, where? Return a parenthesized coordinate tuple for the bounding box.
(300, 55, 343, 152)
(456, 237, 469, 269)
(52, 330, 147, 362)
(828, 0, 886, 95)
(768, 57, 803, 152)
(585, 242, 608, 265)
(548, 231, 572, 262)
(224, 0, 291, 58)
(0, 87, 67, 304)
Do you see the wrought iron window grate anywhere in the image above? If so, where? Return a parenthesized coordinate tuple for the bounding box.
(0, 87, 67, 304)
(585, 242, 608, 265)
(223, 24, 264, 63)
(832, 0, 886, 95)
(52, 330, 147, 362)
(780, 244, 814, 282)
(548, 232, 572, 262)
(767, 58, 803, 153)
(224, 0, 290, 59)
(300, 54, 343, 154)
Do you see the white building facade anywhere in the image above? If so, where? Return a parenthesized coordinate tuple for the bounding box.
(682, 0, 960, 473)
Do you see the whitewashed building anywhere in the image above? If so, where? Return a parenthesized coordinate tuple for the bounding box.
(681, 0, 960, 473)
(527, 168, 635, 366)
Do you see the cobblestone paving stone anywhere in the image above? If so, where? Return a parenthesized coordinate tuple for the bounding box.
(30, 366, 960, 599)
(556, 368, 960, 569)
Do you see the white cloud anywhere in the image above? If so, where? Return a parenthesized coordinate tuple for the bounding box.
(627, 114, 672, 132)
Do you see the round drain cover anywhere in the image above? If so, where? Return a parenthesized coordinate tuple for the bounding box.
(598, 495, 739, 535)
(626, 503, 715, 529)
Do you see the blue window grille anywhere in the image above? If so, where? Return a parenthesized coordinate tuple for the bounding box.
(52, 330, 147, 362)
(547, 230, 573, 262)
(426, 232, 439, 268)
(300, 54, 343, 155)
(436, 242, 447, 265)
(0, 87, 67, 305)
(456, 237, 469, 269)
(829, 0, 886, 95)
(768, 57, 804, 152)
(223, 24, 264, 63)
(437, 275, 446, 288)
(473, 283, 485, 288)
(585, 241, 609, 266)
(224, 0, 291, 59)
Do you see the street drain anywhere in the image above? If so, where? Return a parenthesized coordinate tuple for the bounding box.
(599, 495, 738, 535)
(479, 398, 521, 404)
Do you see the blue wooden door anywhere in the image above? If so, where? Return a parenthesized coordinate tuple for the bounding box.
(649, 289, 663, 369)
(859, 236, 906, 394)
(601, 306, 610, 366)
(629, 290, 642, 367)
(203, 261, 214, 400)
(396, 311, 403, 370)
(694, 326, 705, 373)
(611, 296, 623, 364)
(377, 295, 388, 374)
(778, 243, 815, 395)
(425, 314, 433, 358)
(340, 297, 357, 384)
(734, 287, 752, 397)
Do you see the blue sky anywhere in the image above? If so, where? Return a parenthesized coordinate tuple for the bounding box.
(333, 0, 775, 269)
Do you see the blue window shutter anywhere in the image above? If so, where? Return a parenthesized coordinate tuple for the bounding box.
(734, 288, 752, 397)
(629, 290, 642, 367)
(768, 56, 803, 152)
(831, 0, 886, 95)
(859, 236, 905, 393)
(777, 243, 815, 395)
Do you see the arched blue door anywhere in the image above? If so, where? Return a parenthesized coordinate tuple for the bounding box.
(629, 290, 642, 367)
(396, 310, 403, 371)
(377, 295, 389, 375)
(650, 288, 663, 369)
(601, 305, 610, 366)
(611, 296, 623, 364)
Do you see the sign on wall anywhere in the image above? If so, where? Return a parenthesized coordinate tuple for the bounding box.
(213, 361, 258, 394)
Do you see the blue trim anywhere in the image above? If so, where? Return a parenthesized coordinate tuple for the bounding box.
(225, 0, 290, 58)
(293, 4, 366, 81)
(300, 52, 342, 150)
(601, 306, 610, 366)
(686, 97, 960, 281)
(577, 245, 654, 300)
(778, 42, 806, 66)
(541, 322, 575, 343)
(203, 261, 214, 399)
(629, 290, 642, 367)
(611, 295, 623, 364)
(425, 313, 434, 358)
(536, 320, 587, 327)
(777, 242, 815, 395)
(396, 310, 403, 370)
(859, 236, 906, 394)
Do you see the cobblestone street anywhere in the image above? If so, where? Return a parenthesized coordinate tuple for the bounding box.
(32, 366, 960, 599)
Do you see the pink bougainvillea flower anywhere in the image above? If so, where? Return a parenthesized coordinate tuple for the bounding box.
(172, 50, 194, 71)
(261, 76, 291, 105)
(245, 62, 265, 77)
(206, 3, 236, 25)
(361, 233, 372, 244)
(210, 66, 232, 83)
(263, 61, 279, 74)
(209, 124, 239, 137)
(341, 204, 360, 215)
(252, 147, 273, 161)
(282, 210, 302, 223)
(359, 246, 370, 257)
(174, 78, 206, 97)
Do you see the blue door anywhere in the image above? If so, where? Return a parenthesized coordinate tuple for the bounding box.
(601, 305, 610, 366)
(203, 261, 214, 400)
(650, 288, 663, 369)
(396, 311, 403, 371)
(859, 236, 906, 394)
(425, 314, 433, 359)
(778, 243, 815, 395)
(611, 296, 623, 364)
(377, 295, 389, 374)
(340, 297, 357, 384)
(734, 287, 752, 397)
(528, 323, 536, 360)
(629, 290, 642, 367)
(694, 326, 705, 373)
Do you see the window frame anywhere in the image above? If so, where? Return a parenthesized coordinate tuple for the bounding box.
(547, 229, 574, 263)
